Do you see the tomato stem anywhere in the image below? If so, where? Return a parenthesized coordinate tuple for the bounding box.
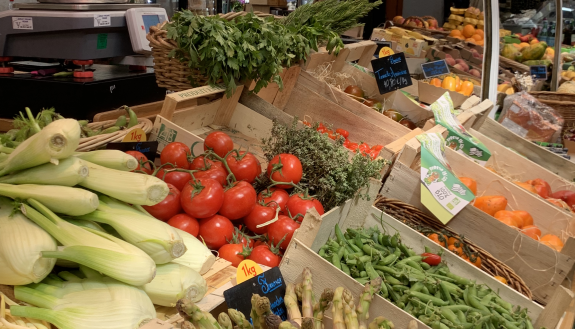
(203, 149, 238, 184)
(151, 162, 175, 177)
(255, 206, 281, 229)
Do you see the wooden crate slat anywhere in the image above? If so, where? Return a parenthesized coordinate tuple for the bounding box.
(477, 118, 575, 182)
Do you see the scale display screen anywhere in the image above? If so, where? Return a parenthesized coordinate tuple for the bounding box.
(142, 15, 160, 33)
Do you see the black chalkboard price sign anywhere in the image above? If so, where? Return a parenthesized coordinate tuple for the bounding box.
(421, 59, 450, 79)
(371, 52, 412, 94)
(224, 267, 288, 323)
(530, 65, 548, 80)
(106, 141, 159, 161)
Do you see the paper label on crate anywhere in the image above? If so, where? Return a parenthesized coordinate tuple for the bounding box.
(224, 267, 288, 323)
(430, 92, 491, 166)
(94, 14, 111, 27)
(418, 133, 475, 224)
(123, 128, 147, 142)
(236, 260, 264, 284)
(149, 115, 204, 155)
(12, 17, 33, 30)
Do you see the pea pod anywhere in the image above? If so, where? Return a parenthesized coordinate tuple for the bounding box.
(125, 106, 138, 128)
(341, 263, 351, 276)
(365, 262, 380, 281)
(468, 285, 491, 315)
(439, 281, 455, 305)
(384, 274, 404, 285)
(100, 126, 120, 134)
(409, 291, 449, 306)
(446, 272, 473, 286)
(398, 255, 423, 265)
(114, 115, 127, 127)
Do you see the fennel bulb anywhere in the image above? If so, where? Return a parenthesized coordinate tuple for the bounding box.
(21, 198, 156, 286)
(0, 119, 80, 177)
(0, 196, 56, 285)
(142, 263, 207, 307)
(0, 157, 88, 186)
(172, 228, 216, 275)
(76, 197, 186, 264)
(11, 266, 156, 329)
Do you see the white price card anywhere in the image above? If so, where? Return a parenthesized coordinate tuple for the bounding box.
(94, 14, 111, 27)
(12, 17, 33, 30)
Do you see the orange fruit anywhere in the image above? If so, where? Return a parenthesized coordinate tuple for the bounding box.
(447, 236, 461, 246)
(494, 276, 507, 284)
(466, 38, 476, 44)
(470, 254, 481, 268)
(448, 244, 463, 256)
(513, 210, 534, 227)
(462, 24, 476, 38)
(474, 29, 484, 37)
(476, 40, 484, 46)
(450, 30, 462, 37)
(472, 34, 483, 41)
(459, 177, 477, 195)
(514, 181, 538, 194)
(474, 195, 508, 216)
(540, 234, 564, 251)
(428, 233, 446, 247)
(494, 210, 521, 228)
(521, 225, 542, 240)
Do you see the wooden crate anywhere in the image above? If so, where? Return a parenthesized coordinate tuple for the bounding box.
(279, 181, 573, 329)
(477, 117, 575, 182)
(380, 124, 575, 305)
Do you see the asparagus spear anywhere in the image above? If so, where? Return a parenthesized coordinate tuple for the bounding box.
(302, 268, 314, 319)
(265, 313, 283, 329)
(295, 282, 303, 301)
(279, 322, 299, 329)
(332, 287, 346, 329)
(228, 309, 253, 329)
(357, 278, 383, 329)
(301, 318, 314, 329)
(285, 283, 303, 326)
(343, 290, 359, 329)
(251, 294, 272, 329)
(176, 298, 223, 329)
(218, 313, 233, 329)
(313, 288, 334, 329)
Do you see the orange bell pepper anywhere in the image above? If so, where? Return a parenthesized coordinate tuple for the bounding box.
(455, 76, 462, 91)
(430, 78, 442, 87)
(460, 81, 474, 96)
(442, 76, 457, 91)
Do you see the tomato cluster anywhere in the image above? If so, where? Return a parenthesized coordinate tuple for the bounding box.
(303, 121, 384, 159)
(126, 131, 325, 268)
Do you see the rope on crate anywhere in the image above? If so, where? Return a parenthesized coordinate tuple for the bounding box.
(373, 196, 534, 300)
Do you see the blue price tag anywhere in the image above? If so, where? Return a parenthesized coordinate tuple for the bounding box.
(530, 65, 548, 80)
(421, 59, 451, 79)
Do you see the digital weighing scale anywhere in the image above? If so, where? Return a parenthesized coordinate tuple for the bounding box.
(0, 1, 170, 120)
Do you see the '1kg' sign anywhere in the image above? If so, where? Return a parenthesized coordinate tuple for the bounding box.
(371, 52, 412, 94)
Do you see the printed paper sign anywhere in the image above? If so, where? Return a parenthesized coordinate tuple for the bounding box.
(12, 17, 33, 30)
(530, 65, 547, 80)
(94, 14, 111, 27)
(418, 133, 475, 223)
(421, 59, 450, 79)
(236, 260, 264, 284)
(371, 52, 412, 94)
(149, 115, 204, 156)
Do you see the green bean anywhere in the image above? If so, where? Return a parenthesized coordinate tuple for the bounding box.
(365, 262, 380, 280)
(446, 272, 473, 286)
(440, 281, 455, 305)
(409, 291, 448, 306)
(398, 255, 423, 265)
(468, 285, 491, 315)
(410, 282, 425, 293)
(341, 263, 350, 276)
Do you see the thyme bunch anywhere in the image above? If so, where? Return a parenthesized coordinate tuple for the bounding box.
(261, 119, 385, 211)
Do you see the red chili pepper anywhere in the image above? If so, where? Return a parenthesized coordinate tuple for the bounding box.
(335, 128, 350, 139)
(421, 252, 441, 266)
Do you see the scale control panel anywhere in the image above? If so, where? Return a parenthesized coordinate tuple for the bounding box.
(125, 7, 168, 55)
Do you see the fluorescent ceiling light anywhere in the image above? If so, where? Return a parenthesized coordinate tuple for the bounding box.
(563, 7, 574, 11)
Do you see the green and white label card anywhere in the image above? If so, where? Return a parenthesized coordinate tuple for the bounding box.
(417, 133, 475, 224)
(430, 92, 491, 166)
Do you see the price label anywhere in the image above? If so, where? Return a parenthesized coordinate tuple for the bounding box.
(94, 14, 111, 27)
(374, 41, 393, 58)
(371, 52, 412, 94)
(530, 65, 548, 80)
(12, 17, 33, 30)
(421, 59, 450, 79)
(107, 141, 158, 162)
(236, 260, 263, 284)
(123, 128, 147, 142)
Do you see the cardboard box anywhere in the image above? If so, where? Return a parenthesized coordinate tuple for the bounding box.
(370, 28, 426, 57)
(418, 80, 469, 108)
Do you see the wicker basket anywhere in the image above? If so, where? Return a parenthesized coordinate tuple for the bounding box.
(146, 11, 274, 92)
(76, 118, 153, 152)
(374, 196, 533, 300)
(499, 56, 530, 74)
(529, 91, 575, 136)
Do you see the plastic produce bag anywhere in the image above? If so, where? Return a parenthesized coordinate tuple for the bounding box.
(498, 92, 564, 142)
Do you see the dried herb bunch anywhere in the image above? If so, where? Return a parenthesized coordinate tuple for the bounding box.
(261, 119, 385, 211)
(165, 12, 342, 97)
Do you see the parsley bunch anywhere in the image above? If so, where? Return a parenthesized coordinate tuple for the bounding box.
(261, 119, 385, 211)
(165, 12, 342, 97)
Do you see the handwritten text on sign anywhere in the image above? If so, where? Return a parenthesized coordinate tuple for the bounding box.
(530, 65, 547, 80)
(421, 59, 450, 79)
(224, 267, 287, 323)
(371, 52, 412, 94)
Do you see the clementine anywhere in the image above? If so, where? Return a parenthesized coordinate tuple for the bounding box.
(450, 30, 462, 37)
(521, 225, 542, 240)
(513, 210, 534, 227)
(472, 34, 483, 41)
(540, 234, 564, 251)
(494, 210, 521, 228)
(462, 24, 476, 38)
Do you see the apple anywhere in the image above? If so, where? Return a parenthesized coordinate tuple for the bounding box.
(393, 16, 405, 25)
(445, 54, 453, 59)
(445, 57, 456, 66)
(455, 59, 469, 72)
(453, 64, 465, 71)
